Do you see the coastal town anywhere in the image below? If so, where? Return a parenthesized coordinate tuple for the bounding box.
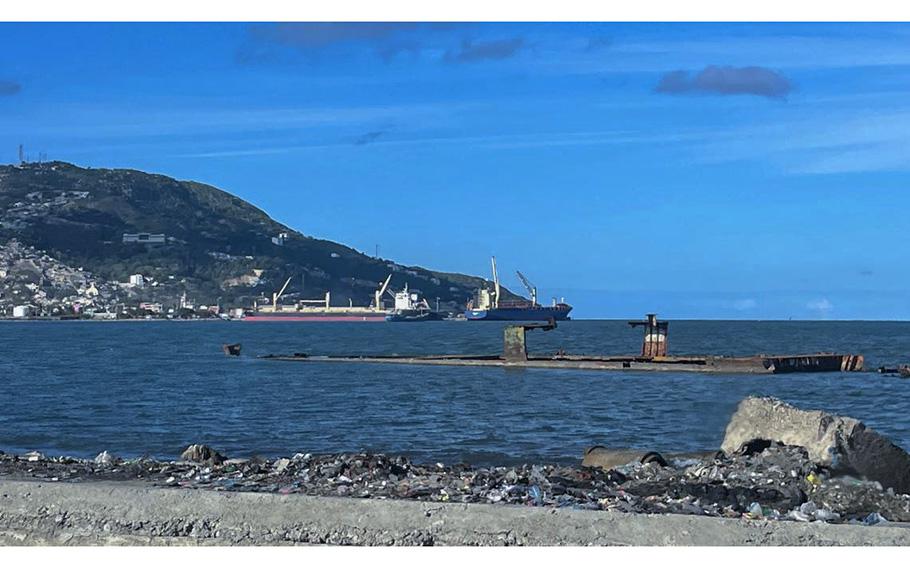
(0, 239, 238, 320)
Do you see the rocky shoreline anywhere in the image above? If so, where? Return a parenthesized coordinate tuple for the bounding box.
(2, 441, 908, 526)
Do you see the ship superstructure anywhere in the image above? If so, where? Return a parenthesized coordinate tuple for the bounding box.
(385, 282, 442, 322)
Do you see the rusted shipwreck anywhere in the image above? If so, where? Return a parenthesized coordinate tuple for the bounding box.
(259, 314, 865, 375)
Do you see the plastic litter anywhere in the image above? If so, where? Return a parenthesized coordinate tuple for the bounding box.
(746, 502, 763, 519)
(94, 451, 117, 465)
(863, 512, 888, 526)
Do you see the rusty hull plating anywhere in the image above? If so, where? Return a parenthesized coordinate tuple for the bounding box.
(259, 315, 865, 375)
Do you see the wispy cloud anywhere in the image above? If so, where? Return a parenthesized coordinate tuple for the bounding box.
(656, 66, 792, 99)
(444, 38, 525, 63)
(241, 22, 470, 64)
(175, 128, 706, 159)
(606, 33, 910, 72)
(688, 107, 910, 174)
(0, 80, 21, 96)
(250, 23, 418, 50)
(789, 144, 910, 175)
(6, 101, 474, 140)
(353, 129, 389, 146)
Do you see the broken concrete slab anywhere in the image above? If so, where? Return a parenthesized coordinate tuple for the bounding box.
(721, 397, 910, 495)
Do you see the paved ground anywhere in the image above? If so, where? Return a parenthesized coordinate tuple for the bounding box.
(1, 479, 909, 545)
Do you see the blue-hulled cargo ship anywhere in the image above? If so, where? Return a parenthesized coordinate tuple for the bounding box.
(464, 257, 572, 321)
(465, 302, 572, 321)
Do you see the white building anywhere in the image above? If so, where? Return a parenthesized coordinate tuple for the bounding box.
(129, 274, 145, 288)
(83, 283, 99, 297)
(179, 292, 194, 311)
(12, 305, 33, 318)
(122, 233, 166, 244)
(139, 302, 162, 314)
(271, 232, 289, 246)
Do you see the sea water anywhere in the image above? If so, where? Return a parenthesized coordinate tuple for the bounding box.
(1, 320, 909, 465)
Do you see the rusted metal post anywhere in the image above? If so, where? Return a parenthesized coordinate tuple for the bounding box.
(503, 319, 557, 362)
(628, 314, 668, 358)
(503, 326, 529, 361)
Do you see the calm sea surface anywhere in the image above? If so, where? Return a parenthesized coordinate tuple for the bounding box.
(2, 320, 910, 465)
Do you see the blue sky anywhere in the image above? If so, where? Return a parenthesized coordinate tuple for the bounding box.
(1, 22, 909, 319)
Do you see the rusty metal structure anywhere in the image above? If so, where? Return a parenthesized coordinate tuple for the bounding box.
(503, 319, 557, 362)
(628, 314, 668, 357)
(258, 314, 866, 375)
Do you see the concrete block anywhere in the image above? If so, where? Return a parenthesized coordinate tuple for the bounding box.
(721, 397, 910, 495)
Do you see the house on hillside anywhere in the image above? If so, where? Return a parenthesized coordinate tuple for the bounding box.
(122, 233, 166, 244)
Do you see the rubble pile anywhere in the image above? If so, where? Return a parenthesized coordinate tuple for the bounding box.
(2, 443, 908, 525)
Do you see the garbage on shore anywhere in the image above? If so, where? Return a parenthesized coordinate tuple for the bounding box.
(1, 442, 908, 524)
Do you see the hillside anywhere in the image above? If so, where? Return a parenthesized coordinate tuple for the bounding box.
(0, 161, 516, 315)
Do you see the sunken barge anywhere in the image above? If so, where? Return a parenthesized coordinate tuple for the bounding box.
(259, 314, 865, 375)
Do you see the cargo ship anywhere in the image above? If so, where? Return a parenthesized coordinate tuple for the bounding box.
(244, 275, 392, 322)
(244, 274, 441, 322)
(464, 257, 572, 321)
(385, 283, 444, 322)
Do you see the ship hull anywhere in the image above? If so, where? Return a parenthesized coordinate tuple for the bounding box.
(244, 313, 387, 322)
(385, 311, 444, 322)
(464, 305, 572, 321)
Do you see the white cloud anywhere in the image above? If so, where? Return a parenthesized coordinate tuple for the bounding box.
(552, 32, 910, 74)
(807, 298, 834, 313)
(732, 298, 757, 311)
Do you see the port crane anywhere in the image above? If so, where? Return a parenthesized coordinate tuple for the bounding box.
(491, 256, 501, 309)
(272, 276, 293, 309)
(515, 270, 538, 306)
(373, 274, 393, 309)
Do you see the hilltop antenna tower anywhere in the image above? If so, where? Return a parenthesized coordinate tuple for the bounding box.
(18, 144, 24, 165)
